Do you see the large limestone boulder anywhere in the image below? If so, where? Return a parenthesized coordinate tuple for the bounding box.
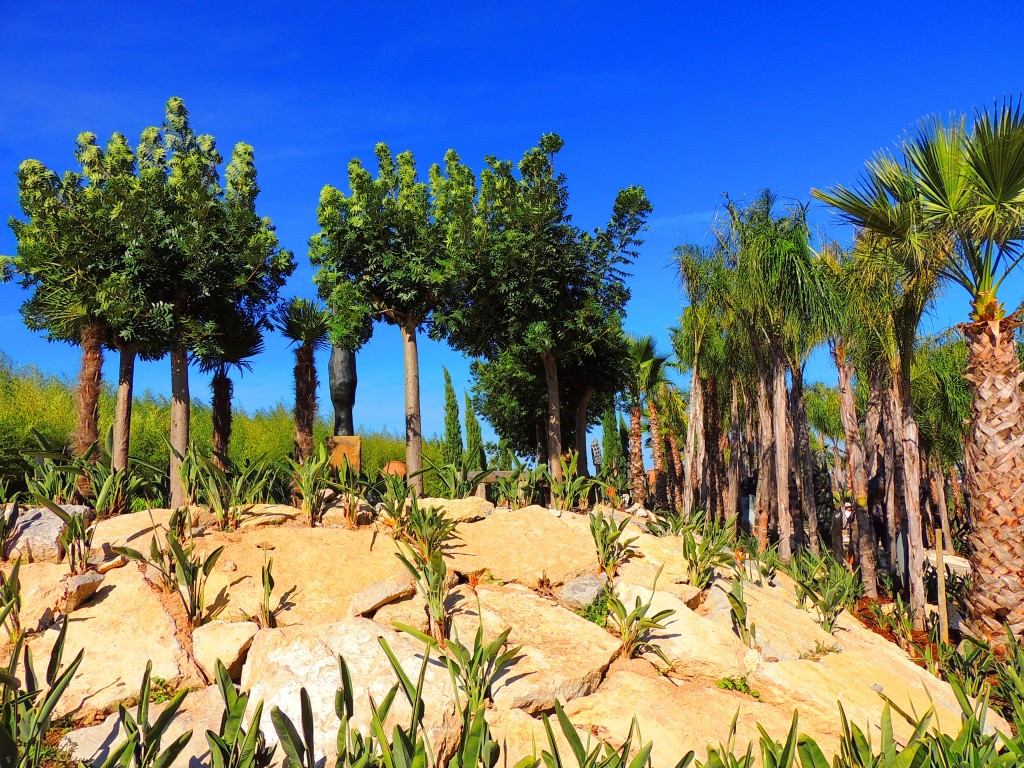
(617, 530, 694, 599)
(448, 507, 595, 588)
(91, 508, 177, 552)
(418, 497, 494, 523)
(27, 564, 192, 719)
(449, 584, 620, 713)
(194, 527, 402, 625)
(8, 504, 91, 563)
(564, 669, 817, 767)
(241, 618, 461, 764)
(238, 503, 303, 528)
(62, 684, 223, 768)
(615, 582, 755, 681)
(193, 620, 259, 680)
(751, 609, 1009, 743)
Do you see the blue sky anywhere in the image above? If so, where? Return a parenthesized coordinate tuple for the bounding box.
(2, 2, 1023, 445)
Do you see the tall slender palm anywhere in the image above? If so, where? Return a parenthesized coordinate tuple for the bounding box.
(657, 381, 688, 513)
(815, 102, 1024, 641)
(275, 298, 331, 463)
(197, 316, 265, 469)
(623, 334, 669, 508)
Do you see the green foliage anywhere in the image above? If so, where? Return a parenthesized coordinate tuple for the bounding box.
(166, 534, 223, 626)
(424, 454, 494, 500)
(601, 409, 626, 479)
(282, 444, 334, 527)
(589, 512, 638, 579)
(679, 518, 735, 591)
(727, 578, 756, 649)
(442, 368, 464, 467)
(205, 659, 275, 768)
(546, 452, 597, 511)
(0, 620, 87, 768)
(395, 544, 451, 645)
(539, 699, 668, 768)
(606, 573, 675, 663)
(195, 452, 276, 531)
(113, 660, 192, 768)
(715, 676, 761, 700)
(27, 492, 94, 575)
(115, 508, 190, 595)
(575, 586, 613, 627)
(0, 561, 22, 641)
(258, 556, 277, 629)
(493, 461, 546, 510)
(402, 497, 458, 560)
(792, 554, 860, 633)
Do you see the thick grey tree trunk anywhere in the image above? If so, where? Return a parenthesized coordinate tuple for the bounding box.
(112, 343, 136, 472)
(401, 319, 424, 496)
(169, 348, 191, 509)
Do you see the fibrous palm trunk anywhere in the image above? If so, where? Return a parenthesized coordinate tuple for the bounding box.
(112, 342, 136, 472)
(669, 433, 685, 512)
(293, 343, 317, 464)
(682, 373, 704, 516)
(628, 405, 646, 507)
(648, 399, 668, 510)
(211, 368, 233, 470)
(169, 348, 191, 509)
(961, 314, 1024, 645)
(790, 369, 819, 555)
(402, 319, 425, 496)
(755, 374, 774, 551)
(834, 345, 877, 597)
(726, 380, 741, 531)
(770, 347, 793, 562)
(890, 368, 926, 630)
(74, 324, 104, 500)
(704, 377, 723, 521)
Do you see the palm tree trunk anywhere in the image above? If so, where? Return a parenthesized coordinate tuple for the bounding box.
(961, 314, 1024, 644)
(211, 368, 233, 470)
(770, 347, 793, 562)
(727, 380, 741, 528)
(890, 367, 927, 630)
(293, 343, 317, 464)
(682, 372, 704, 516)
(169, 347, 190, 509)
(882, 387, 899, 573)
(401, 318, 424, 496)
(834, 345, 877, 597)
(703, 377, 723, 520)
(931, 463, 952, 552)
(949, 465, 965, 532)
(829, 439, 844, 559)
(669, 433, 684, 512)
(628, 405, 646, 507)
(539, 350, 563, 485)
(74, 323, 104, 500)
(111, 342, 136, 472)
(791, 369, 819, 555)
(649, 399, 668, 510)
(755, 373, 774, 550)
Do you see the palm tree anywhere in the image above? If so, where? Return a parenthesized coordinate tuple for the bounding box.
(197, 315, 266, 470)
(623, 334, 669, 509)
(275, 298, 331, 463)
(814, 102, 1024, 642)
(657, 382, 688, 513)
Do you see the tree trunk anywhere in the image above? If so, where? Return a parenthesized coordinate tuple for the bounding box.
(628, 405, 646, 507)
(727, 380, 741, 529)
(890, 368, 926, 630)
(211, 368, 233, 470)
(111, 343, 136, 472)
(755, 373, 774, 550)
(791, 369, 819, 555)
(575, 387, 594, 477)
(682, 373, 704, 516)
(829, 439, 844, 559)
(401, 319, 424, 496)
(931, 463, 951, 553)
(649, 399, 668, 510)
(949, 465, 965, 534)
(669, 433, 684, 512)
(704, 376, 726, 522)
(834, 345, 877, 597)
(293, 343, 317, 464)
(961, 314, 1024, 645)
(73, 324, 105, 500)
(169, 348, 191, 509)
(770, 347, 793, 562)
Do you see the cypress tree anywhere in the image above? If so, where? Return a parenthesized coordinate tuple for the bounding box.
(465, 392, 487, 470)
(601, 408, 622, 474)
(442, 367, 463, 466)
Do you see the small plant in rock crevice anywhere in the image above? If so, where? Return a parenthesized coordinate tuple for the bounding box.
(166, 534, 224, 627)
(799, 640, 842, 662)
(590, 512, 638, 579)
(205, 659, 276, 768)
(282, 444, 334, 527)
(403, 497, 459, 560)
(727, 578, 756, 649)
(112, 660, 193, 768)
(576, 586, 613, 626)
(794, 554, 860, 634)
(396, 543, 451, 646)
(606, 568, 675, 663)
(716, 675, 761, 700)
(680, 522, 734, 592)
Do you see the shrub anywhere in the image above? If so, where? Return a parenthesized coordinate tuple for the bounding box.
(589, 512, 638, 579)
(793, 555, 859, 633)
(395, 544, 450, 646)
(680, 522, 734, 591)
(727, 578, 756, 649)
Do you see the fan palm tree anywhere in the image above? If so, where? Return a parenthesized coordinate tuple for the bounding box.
(623, 334, 669, 508)
(197, 315, 266, 470)
(275, 298, 331, 463)
(814, 101, 1024, 642)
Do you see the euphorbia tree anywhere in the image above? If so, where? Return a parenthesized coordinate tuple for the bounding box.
(311, 145, 444, 495)
(128, 98, 294, 507)
(814, 101, 1024, 643)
